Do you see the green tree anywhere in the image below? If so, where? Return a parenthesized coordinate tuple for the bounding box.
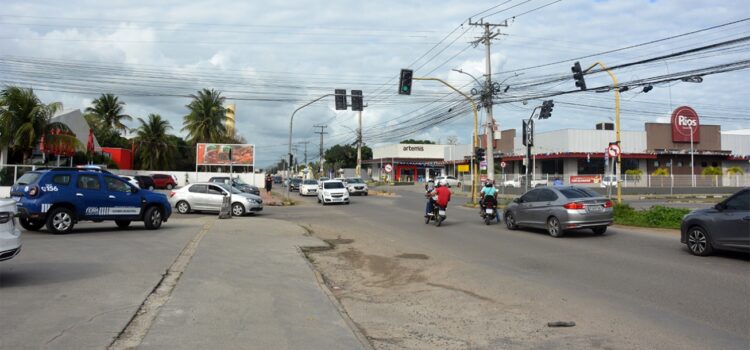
(726, 166, 744, 175)
(651, 168, 669, 176)
(84, 113, 129, 148)
(701, 166, 722, 176)
(182, 88, 227, 144)
(134, 114, 176, 170)
(85, 93, 132, 134)
(324, 144, 372, 169)
(0, 86, 78, 164)
(400, 139, 434, 144)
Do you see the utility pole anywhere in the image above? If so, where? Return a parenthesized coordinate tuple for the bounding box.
(355, 103, 368, 178)
(296, 141, 310, 165)
(469, 18, 507, 181)
(314, 124, 328, 176)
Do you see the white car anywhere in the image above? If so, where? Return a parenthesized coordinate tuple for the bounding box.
(345, 177, 368, 196)
(169, 182, 263, 216)
(317, 180, 350, 205)
(0, 198, 21, 261)
(433, 176, 461, 188)
(600, 175, 619, 188)
(119, 175, 141, 188)
(298, 179, 319, 196)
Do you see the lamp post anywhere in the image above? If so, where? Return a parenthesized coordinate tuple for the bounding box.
(689, 124, 695, 187)
(452, 69, 494, 181)
(287, 93, 334, 199)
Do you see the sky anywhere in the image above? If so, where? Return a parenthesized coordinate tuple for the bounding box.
(0, 0, 748, 167)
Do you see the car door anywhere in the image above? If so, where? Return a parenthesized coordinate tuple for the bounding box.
(74, 174, 108, 219)
(527, 189, 558, 226)
(713, 190, 750, 249)
(186, 184, 208, 209)
(515, 190, 539, 225)
(206, 184, 227, 211)
(104, 175, 142, 220)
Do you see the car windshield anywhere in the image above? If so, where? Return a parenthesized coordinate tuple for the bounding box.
(15, 172, 41, 185)
(292, 179, 302, 184)
(233, 177, 248, 185)
(559, 187, 600, 199)
(324, 182, 345, 189)
(303, 180, 317, 185)
(217, 183, 243, 194)
(347, 178, 363, 184)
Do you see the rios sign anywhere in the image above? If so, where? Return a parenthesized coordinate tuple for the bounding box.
(671, 106, 700, 143)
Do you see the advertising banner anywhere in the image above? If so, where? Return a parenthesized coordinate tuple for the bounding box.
(196, 143, 255, 166)
(671, 106, 700, 143)
(569, 175, 601, 184)
(457, 164, 470, 172)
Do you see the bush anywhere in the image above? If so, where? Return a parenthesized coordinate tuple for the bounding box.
(614, 203, 690, 229)
(701, 166, 722, 176)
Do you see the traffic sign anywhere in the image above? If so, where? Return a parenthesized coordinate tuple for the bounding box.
(608, 143, 621, 157)
(500, 161, 507, 168)
(384, 164, 393, 173)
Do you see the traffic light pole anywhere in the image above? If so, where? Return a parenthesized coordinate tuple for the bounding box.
(287, 93, 334, 199)
(525, 106, 541, 192)
(413, 77, 480, 204)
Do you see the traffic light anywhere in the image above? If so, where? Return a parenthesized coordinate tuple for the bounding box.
(398, 69, 413, 95)
(522, 120, 534, 147)
(539, 100, 554, 119)
(289, 153, 294, 167)
(571, 61, 587, 91)
(351, 90, 363, 111)
(475, 147, 485, 161)
(334, 89, 347, 110)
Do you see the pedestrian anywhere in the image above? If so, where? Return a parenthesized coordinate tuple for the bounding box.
(265, 174, 273, 193)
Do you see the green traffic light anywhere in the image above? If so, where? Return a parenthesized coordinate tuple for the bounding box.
(402, 85, 409, 92)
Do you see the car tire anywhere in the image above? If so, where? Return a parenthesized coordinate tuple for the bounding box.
(116, 220, 131, 228)
(547, 216, 563, 237)
(176, 201, 191, 214)
(143, 207, 163, 230)
(231, 203, 245, 216)
(19, 217, 44, 231)
(687, 226, 713, 256)
(592, 226, 607, 235)
(505, 212, 518, 230)
(46, 207, 75, 234)
(167, 184, 174, 190)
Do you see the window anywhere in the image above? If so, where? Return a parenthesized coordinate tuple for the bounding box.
(77, 175, 101, 190)
(654, 160, 660, 167)
(520, 190, 540, 203)
(711, 161, 718, 167)
(559, 187, 599, 199)
(677, 161, 683, 167)
(105, 176, 131, 193)
(577, 158, 605, 175)
(52, 175, 71, 185)
(207, 185, 225, 195)
(189, 185, 207, 193)
(542, 159, 563, 175)
(538, 189, 558, 202)
(15, 172, 41, 185)
(724, 191, 750, 211)
(700, 161, 708, 167)
(622, 159, 639, 172)
(324, 182, 345, 189)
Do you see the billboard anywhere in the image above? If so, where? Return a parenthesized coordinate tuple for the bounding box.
(196, 143, 255, 166)
(671, 106, 700, 143)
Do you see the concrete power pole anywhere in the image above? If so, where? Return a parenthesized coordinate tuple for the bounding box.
(314, 124, 328, 175)
(470, 19, 507, 181)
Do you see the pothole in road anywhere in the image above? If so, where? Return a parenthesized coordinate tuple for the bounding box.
(396, 253, 429, 260)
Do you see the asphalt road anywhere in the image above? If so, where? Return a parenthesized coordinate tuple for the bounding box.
(274, 188, 750, 350)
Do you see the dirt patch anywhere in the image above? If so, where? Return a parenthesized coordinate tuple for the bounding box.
(325, 238, 355, 246)
(396, 253, 429, 260)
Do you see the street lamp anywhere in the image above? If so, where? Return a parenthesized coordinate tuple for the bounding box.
(688, 123, 695, 187)
(453, 69, 495, 181)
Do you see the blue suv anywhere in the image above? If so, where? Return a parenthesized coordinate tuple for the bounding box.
(10, 167, 172, 234)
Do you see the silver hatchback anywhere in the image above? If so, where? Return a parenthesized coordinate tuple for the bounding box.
(504, 186, 613, 237)
(169, 182, 263, 216)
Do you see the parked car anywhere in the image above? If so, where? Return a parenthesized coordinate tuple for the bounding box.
(208, 176, 260, 196)
(600, 175, 619, 188)
(119, 175, 141, 188)
(170, 183, 263, 216)
(151, 174, 177, 189)
(317, 180, 350, 205)
(299, 179, 319, 196)
(345, 177, 369, 196)
(134, 175, 156, 190)
(433, 176, 460, 188)
(273, 175, 282, 184)
(289, 178, 302, 191)
(334, 177, 348, 185)
(504, 186, 613, 237)
(681, 188, 750, 256)
(318, 177, 330, 184)
(502, 176, 547, 188)
(0, 199, 21, 261)
(10, 167, 171, 234)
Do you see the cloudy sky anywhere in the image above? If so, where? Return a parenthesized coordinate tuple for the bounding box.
(1, 0, 748, 166)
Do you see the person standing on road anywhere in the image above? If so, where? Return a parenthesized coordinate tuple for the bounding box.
(265, 174, 273, 193)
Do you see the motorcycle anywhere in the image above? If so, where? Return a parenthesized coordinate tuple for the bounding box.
(479, 197, 500, 225)
(425, 205, 447, 226)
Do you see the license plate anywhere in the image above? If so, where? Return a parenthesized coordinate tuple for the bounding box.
(587, 205, 604, 213)
(438, 210, 446, 216)
(485, 208, 494, 214)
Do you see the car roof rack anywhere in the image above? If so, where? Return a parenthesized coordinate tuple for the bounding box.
(35, 167, 113, 175)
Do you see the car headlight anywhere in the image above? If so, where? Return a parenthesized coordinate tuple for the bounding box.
(323, 191, 330, 196)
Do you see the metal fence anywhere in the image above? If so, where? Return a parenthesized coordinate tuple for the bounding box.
(458, 173, 749, 189)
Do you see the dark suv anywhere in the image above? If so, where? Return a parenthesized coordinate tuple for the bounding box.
(10, 167, 172, 234)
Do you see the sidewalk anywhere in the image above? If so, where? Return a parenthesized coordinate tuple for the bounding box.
(139, 217, 368, 349)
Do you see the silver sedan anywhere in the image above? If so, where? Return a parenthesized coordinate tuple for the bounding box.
(503, 186, 613, 237)
(169, 182, 263, 216)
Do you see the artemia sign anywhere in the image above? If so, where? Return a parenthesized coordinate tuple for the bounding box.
(671, 106, 700, 143)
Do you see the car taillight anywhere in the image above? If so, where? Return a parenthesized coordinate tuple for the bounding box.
(169, 191, 176, 198)
(28, 186, 39, 197)
(603, 200, 613, 208)
(563, 202, 585, 210)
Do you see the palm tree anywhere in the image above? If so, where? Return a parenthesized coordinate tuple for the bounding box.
(135, 114, 176, 170)
(182, 89, 227, 144)
(86, 93, 132, 134)
(726, 166, 744, 176)
(0, 86, 77, 164)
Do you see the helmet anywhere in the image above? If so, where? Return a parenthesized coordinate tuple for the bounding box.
(485, 180, 493, 187)
(438, 179, 448, 187)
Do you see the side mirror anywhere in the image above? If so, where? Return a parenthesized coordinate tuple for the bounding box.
(514, 198, 523, 203)
(714, 203, 726, 211)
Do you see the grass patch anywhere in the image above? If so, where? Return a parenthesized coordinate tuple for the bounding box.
(614, 204, 690, 229)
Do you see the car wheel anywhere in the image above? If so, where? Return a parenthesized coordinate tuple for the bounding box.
(505, 212, 518, 230)
(687, 226, 713, 256)
(143, 207, 163, 230)
(46, 207, 75, 234)
(116, 220, 131, 228)
(547, 216, 563, 237)
(176, 201, 191, 214)
(19, 217, 44, 231)
(231, 203, 245, 216)
(167, 184, 174, 190)
(592, 226, 607, 235)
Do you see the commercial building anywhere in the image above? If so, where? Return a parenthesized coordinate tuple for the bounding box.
(368, 143, 472, 182)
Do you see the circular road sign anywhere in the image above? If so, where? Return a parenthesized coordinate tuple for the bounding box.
(608, 144, 621, 157)
(500, 161, 507, 168)
(384, 164, 393, 173)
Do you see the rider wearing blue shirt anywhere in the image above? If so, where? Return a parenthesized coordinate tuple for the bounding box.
(479, 180, 500, 221)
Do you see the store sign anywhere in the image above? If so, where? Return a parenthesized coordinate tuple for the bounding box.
(457, 164, 469, 172)
(671, 106, 700, 143)
(402, 145, 425, 152)
(569, 175, 601, 184)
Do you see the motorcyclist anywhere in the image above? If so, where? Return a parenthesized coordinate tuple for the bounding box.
(424, 181, 437, 217)
(479, 180, 500, 221)
(434, 179, 452, 211)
